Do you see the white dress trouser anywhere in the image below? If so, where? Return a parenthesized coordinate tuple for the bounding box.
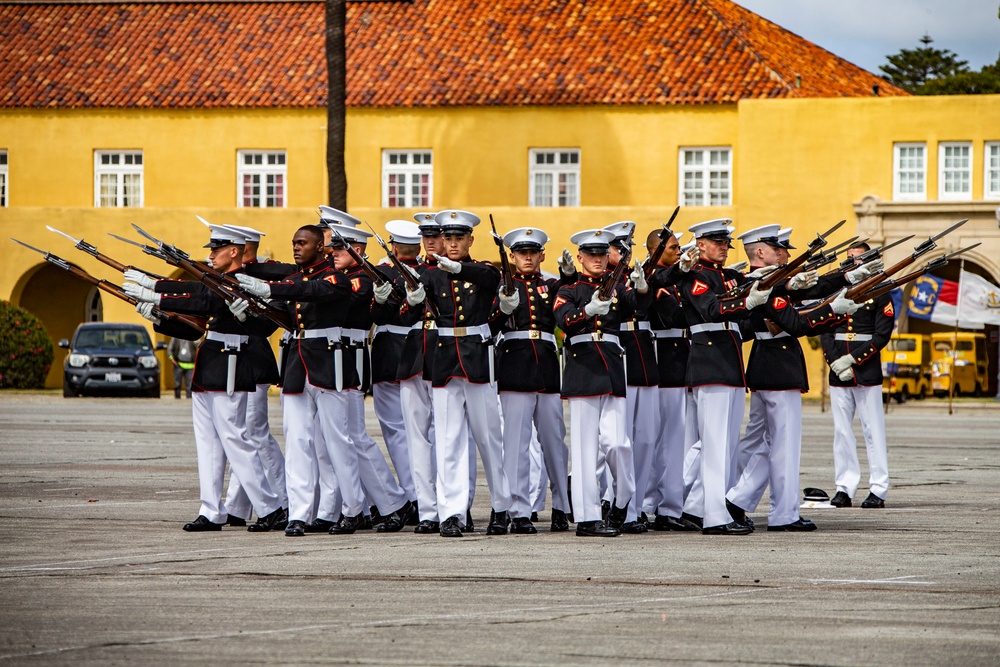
(645, 386, 687, 518)
(224, 384, 287, 519)
(624, 385, 659, 521)
(734, 390, 767, 484)
(400, 376, 438, 522)
(312, 413, 342, 523)
(568, 395, 634, 523)
(191, 391, 280, 523)
(348, 389, 408, 515)
(682, 392, 703, 518)
(432, 378, 512, 525)
(726, 390, 803, 526)
(693, 385, 745, 528)
(372, 381, 416, 502)
(500, 391, 569, 518)
(830, 385, 889, 499)
(528, 427, 549, 513)
(283, 382, 365, 521)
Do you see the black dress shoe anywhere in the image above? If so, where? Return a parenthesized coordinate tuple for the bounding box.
(576, 520, 620, 537)
(639, 512, 650, 527)
(530, 511, 539, 522)
(830, 491, 852, 508)
(656, 514, 701, 531)
(726, 500, 753, 531)
(860, 492, 885, 508)
(606, 502, 628, 529)
(464, 509, 475, 533)
(440, 515, 464, 537)
(304, 518, 336, 533)
(226, 516, 248, 527)
(402, 500, 419, 526)
(620, 521, 647, 534)
(284, 520, 306, 537)
(369, 505, 385, 529)
(414, 519, 440, 534)
(183, 515, 223, 532)
(767, 517, 817, 532)
(510, 517, 537, 534)
(702, 521, 752, 535)
(487, 510, 510, 535)
(550, 509, 570, 532)
(329, 514, 364, 534)
(681, 512, 703, 529)
(358, 514, 374, 530)
(248, 507, 287, 532)
(376, 504, 408, 533)
(601, 500, 611, 521)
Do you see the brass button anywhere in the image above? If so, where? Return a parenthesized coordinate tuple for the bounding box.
(458, 315, 465, 321)
(455, 296, 461, 302)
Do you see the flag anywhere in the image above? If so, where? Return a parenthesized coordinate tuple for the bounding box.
(958, 270, 1000, 325)
(906, 273, 983, 329)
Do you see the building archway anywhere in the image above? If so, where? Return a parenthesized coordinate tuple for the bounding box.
(11, 262, 101, 388)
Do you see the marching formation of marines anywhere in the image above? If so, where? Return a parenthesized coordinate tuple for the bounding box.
(22, 208, 976, 538)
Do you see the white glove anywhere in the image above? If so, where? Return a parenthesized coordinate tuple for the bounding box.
(557, 248, 576, 274)
(837, 368, 855, 382)
(432, 254, 462, 274)
(830, 353, 856, 378)
(228, 297, 250, 322)
(406, 283, 426, 306)
(747, 265, 779, 279)
(135, 302, 160, 325)
(584, 290, 612, 317)
(373, 281, 393, 305)
(725, 260, 748, 273)
(123, 269, 156, 289)
(236, 273, 271, 299)
(498, 286, 520, 314)
(629, 264, 647, 292)
(846, 259, 884, 285)
(123, 282, 161, 305)
(788, 270, 819, 290)
(744, 281, 773, 310)
(678, 246, 699, 273)
(830, 288, 862, 315)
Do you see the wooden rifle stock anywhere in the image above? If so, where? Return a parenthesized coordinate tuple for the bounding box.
(489, 214, 515, 297)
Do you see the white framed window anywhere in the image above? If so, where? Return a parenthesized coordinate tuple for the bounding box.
(238, 150, 286, 208)
(679, 147, 731, 206)
(893, 142, 926, 201)
(529, 149, 580, 207)
(938, 142, 972, 201)
(382, 149, 432, 208)
(985, 142, 1000, 200)
(0, 150, 7, 207)
(94, 150, 143, 207)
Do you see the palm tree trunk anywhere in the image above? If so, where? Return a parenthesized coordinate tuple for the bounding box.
(325, 0, 347, 209)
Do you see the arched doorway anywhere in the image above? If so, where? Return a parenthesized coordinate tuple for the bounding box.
(11, 263, 102, 388)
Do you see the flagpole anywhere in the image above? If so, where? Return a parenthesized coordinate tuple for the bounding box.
(948, 259, 965, 415)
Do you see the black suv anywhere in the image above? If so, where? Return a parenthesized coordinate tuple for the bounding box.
(59, 323, 165, 397)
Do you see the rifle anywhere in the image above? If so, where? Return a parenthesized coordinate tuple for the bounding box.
(796, 236, 862, 274)
(856, 244, 981, 302)
(364, 222, 439, 318)
(836, 234, 915, 272)
(108, 232, 175, 265)
(10, 239, 207, 332)
(47, 226, 167, 280)
(130, 224, 294, 331)
(598, 227, 635, 300)
(328, 227, 407, 303)
(642, 205, 681, 280)
(489, 214, 515, 297)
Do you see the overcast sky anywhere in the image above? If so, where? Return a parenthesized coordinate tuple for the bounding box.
(731, 0, 1000, 75)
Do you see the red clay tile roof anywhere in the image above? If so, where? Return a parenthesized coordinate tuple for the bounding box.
(0, 0, 906, 109)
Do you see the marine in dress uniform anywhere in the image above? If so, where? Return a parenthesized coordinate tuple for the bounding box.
(403, 209, 513, 538)
(821, 243, 895, 509)
(554, 229, 651, 537)
(125, 226, 285, 532)
(490, 227, 571, 534)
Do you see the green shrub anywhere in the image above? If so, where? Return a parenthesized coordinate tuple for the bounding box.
(0, 300, 54, 389)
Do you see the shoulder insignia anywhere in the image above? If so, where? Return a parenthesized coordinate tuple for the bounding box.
(772, 296, 788, 310)
(655, 287, 672, 300)
(324, 274, 338, 285)
(351, 277, 362, 292)
(883, 301, 894, 317)
(692, 280, 709, 296)
(553, 296, 568, 310)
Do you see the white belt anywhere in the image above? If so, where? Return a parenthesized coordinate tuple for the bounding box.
(755, 330, 790, 340)
(568, 332, 621, 347)
(206, 331, 249, 350)
(296, 326, 342, 342)
(689, 322, 741, 339)
(652, 328, 687, 339)
(343, 328, 368, 344)
(437, 324, 491, 339)
(835, 333, 872, 342)
(502, 330, 557, 345)
(375, 325, 414, 336)
(620, 321, 651, 332)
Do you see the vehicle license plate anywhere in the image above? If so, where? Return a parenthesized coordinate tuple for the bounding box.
(105, 372, 122, 382)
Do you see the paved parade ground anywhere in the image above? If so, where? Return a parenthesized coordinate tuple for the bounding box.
(0, 393, 998, 665)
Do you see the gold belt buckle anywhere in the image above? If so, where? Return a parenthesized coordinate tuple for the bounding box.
(424, 320, 436, 330)
(844, 333, 857, 341)
(295, 330, 306, 339)
(624, 322, 636, 331)
(593, 331, 604, 342)
(528, 329, 541, 340)
(454, 326, 468, 337)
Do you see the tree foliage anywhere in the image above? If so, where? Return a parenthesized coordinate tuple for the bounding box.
(880, 34, 1000, 95)
(0, 300, 54, 389)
